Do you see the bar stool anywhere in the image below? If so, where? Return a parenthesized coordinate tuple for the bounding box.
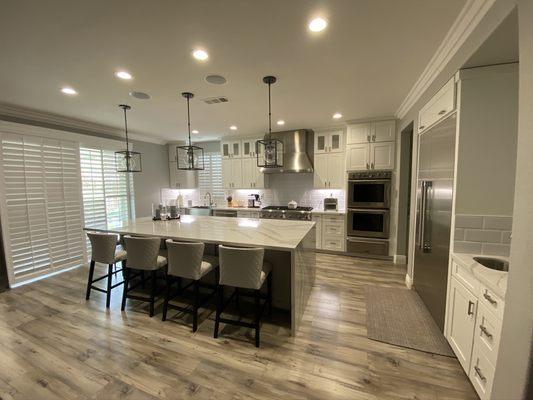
(121, 236, 167, 317)
(86, 232, 127, 308)
(162, 240, 219, 332)
(214, 246, 272, 347)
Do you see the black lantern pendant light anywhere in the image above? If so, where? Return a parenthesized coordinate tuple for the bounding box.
(115, 104, 142, 173)
(176, 92, 204, 170)
(256, 75, 283, 169)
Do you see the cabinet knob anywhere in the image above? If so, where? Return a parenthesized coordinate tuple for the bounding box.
(371, 162, 374, 169)
(366, 163, 370, 170)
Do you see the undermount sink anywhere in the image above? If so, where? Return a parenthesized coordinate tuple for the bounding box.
(473, 256, 509, 272)
(191, 206, 211, 209)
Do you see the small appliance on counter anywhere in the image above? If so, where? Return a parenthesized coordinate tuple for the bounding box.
(323, 196, 338, 211)
(247, 194, 261, 208)
(152, 203, 180, 221)
(288, 200, 298, 209)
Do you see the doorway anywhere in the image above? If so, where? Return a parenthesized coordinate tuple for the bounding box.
(396, 122, 414, 264)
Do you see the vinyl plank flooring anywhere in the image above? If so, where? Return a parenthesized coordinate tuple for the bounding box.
(0, 253, 477, 399)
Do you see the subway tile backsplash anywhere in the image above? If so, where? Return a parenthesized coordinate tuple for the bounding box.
(454, 214, 512, 257)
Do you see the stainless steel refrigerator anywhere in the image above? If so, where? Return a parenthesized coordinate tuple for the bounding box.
(414, 114, 456, 332)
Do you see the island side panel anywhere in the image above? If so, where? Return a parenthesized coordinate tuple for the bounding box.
(291, 226, 316, 335)
(263, 249, 291, 310)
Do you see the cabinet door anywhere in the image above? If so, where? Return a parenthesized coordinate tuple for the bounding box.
(448, 277, 477, 372)
(326, 152, 345, 189)
(169, 162, 197, 188)
(254, 165, 265, 188)
(371, 121, 396, 142)
(231, 141, 241, 158)
(347, 123, 371, 144)
(241, 158, 254, 188)
(370, 142, 395, 170)
(242, 139, 256, 158)
(231, 158, 243, 188)
(328, 131, 344, 152)
(313, 153, 328, 188)
(168, 144, 177, 162)
(169, 161, 178, 188)
(221, 142, 231, 159)
(346, 144, 370, 171)
(222, 159, 232, 188)
(315, 133, 328, 154)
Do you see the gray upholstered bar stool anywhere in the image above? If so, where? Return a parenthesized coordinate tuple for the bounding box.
(162, 240, 219, 332)
(121, 236, 167, 317)
(86, 232, 127, 308)
(214, 246, 272, 347)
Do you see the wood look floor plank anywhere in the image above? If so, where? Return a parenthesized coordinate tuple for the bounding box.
(0, 253, 477, 399)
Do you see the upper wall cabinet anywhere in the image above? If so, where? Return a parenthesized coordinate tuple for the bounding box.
(315, 130, 344, 154)
(221, 140, 241, 159)
(418, 77, 456, 133)
(347, 120, 396, 144)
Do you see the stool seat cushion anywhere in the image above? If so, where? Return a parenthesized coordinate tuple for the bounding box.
(259, 261, 272, 288)
(199, 255, 218, 278)
(156, 256, 168, 268)
(114, 249, 127, 263)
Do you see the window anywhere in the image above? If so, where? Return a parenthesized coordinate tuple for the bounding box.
(80, 147, 135, 234)
(0, 133, 85, 284)
(197, 151, 223, 200)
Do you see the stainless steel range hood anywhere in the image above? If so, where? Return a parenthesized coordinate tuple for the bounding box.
(260, 129, 314, 173)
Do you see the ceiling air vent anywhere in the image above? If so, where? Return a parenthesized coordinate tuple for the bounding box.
(203, 96, 229, 104)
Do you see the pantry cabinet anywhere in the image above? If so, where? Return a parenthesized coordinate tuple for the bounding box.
(313, 152, 344, 189)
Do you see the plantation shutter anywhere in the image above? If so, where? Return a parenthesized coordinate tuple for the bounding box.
(198, 152, 223, 199)
(0, 133, 85, 284)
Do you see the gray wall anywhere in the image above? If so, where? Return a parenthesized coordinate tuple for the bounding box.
(396, 124, 413, 256)
(492, 1, 533, 398)
(132, 140, 169, 218)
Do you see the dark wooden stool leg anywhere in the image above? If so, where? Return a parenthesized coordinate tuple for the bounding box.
(106, 264, 113, 308)
(149, 270, 156, 317)
(193, 280, 199, 332)
(140, 271, 145, 289)
(235, 287, 240, 310)
(267, 272, 273, 316)
(255, 289, 261, 347)
(162, 274, 171, 321)
(214, 285, 223, 338)
(86, 260, 95, 300)
(121, 267, 130, 311)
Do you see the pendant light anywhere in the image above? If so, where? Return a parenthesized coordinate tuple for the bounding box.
(115, 104, 142, 173)
(176, 92, 204, 170)
(256, 75, 283, 169)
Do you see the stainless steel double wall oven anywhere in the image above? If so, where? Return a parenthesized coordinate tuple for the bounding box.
(346, 171, 391, 256)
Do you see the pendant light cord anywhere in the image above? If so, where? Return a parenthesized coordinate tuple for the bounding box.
(123, 106, 129, 153)
(187, 96, 192, 146)
(267, 81, 272, 138)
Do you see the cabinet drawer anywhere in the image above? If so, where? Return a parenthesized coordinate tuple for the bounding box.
(322, 215, 344, 224)
(322, 237, 344, 252)
(323, 223, 344, 236)
(473, 303, 502, 366)
(418, 77, 455, 132)
(451, 260, 479, 294)
(478, 284, 505, 320)
(469, 344, 495, 400)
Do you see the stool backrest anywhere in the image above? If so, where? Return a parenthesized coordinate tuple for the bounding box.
(87, 232, 118, 264)
(219, 245, 264, 289)
(166, 240, 205, 280)
(124, 236, 161, 270)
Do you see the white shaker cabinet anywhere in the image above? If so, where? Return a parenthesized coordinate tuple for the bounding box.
(315, 130, 344, 154)
(346, 142, 394, 171)
(370, 142, 395, 170)
(221, 140, 241, 159)
(222, 158, 243, 189)
(169, 161, 198, 189)
(347, 120, 395, 144)
(313, 152, 344, 189)
(241, 157, 266, 189)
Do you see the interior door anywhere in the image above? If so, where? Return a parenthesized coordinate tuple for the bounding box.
(413, 114, 456, 332)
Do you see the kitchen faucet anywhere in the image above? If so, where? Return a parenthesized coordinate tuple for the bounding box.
(204, 192, 214, 206)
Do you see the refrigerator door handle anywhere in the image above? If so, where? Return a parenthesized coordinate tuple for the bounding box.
(419, 181, 427, 250)
(423, 181, 433, 253)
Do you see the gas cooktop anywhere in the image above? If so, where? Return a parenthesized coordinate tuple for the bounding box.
(260, 206, 313, 221)
(262, 206, 313, 211)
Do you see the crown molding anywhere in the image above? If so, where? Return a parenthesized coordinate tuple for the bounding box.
(395, 0, 497, 119)
(0, 101, 167, 145)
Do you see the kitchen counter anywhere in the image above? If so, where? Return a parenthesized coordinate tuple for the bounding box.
(451, 252, 508, 298)
(84, 216, 316, 334)
(311, 209, 346, 215)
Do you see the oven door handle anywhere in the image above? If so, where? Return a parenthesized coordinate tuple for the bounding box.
(348, 179, 390, 184)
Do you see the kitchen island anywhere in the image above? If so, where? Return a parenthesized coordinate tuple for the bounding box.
(84, 215, 316, 335)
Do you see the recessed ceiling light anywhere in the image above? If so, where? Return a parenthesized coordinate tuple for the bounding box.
(277, 120, 285, 126)
(129, 91, 150, 100)
(309, 17, 328, 32)
(192, 49, 209, 61)
(192, 129, 199, 134)
(230, 125, 237, 130)
(333, 112, 342, 119)
(61, 87, 77, 95)
(115, 70, 133, 80)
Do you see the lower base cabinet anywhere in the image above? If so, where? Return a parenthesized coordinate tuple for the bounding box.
(312, 214, 345, 252)
(446, 260, 504, 400)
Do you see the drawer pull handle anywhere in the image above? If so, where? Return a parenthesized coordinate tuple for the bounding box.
(479, 325, 493, 339)
(468, 300, 475, 316)
(483, 292, 498, 305)
(438, 109, 447, 115)
(474, 366, 487, 382)
(419, 125, 425, 131)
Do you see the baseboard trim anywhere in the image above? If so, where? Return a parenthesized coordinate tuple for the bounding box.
(405, 274, 413, 289)
(393, 254, 407, 265)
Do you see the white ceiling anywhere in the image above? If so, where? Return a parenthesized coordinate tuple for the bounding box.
(0, 0, 465, 142)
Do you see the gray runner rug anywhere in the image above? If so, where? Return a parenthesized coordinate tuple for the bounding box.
(365, 286, 455, 357)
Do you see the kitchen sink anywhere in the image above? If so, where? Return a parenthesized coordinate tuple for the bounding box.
(189, 206, 212, 216)
(473, 256, 509, 272)
(191, 206, 211, 209)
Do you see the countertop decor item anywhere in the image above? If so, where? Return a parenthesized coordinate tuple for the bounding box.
(115, 104, 142, 173)
(256, 76, 283, 169)
(288, 200, 298, 209)
(176, 92, 204, 170)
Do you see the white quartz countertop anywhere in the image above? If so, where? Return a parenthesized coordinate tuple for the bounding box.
(85, 216, 315, 251)
(311, 209, 346, 215)
(451, 252, 508, 298)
